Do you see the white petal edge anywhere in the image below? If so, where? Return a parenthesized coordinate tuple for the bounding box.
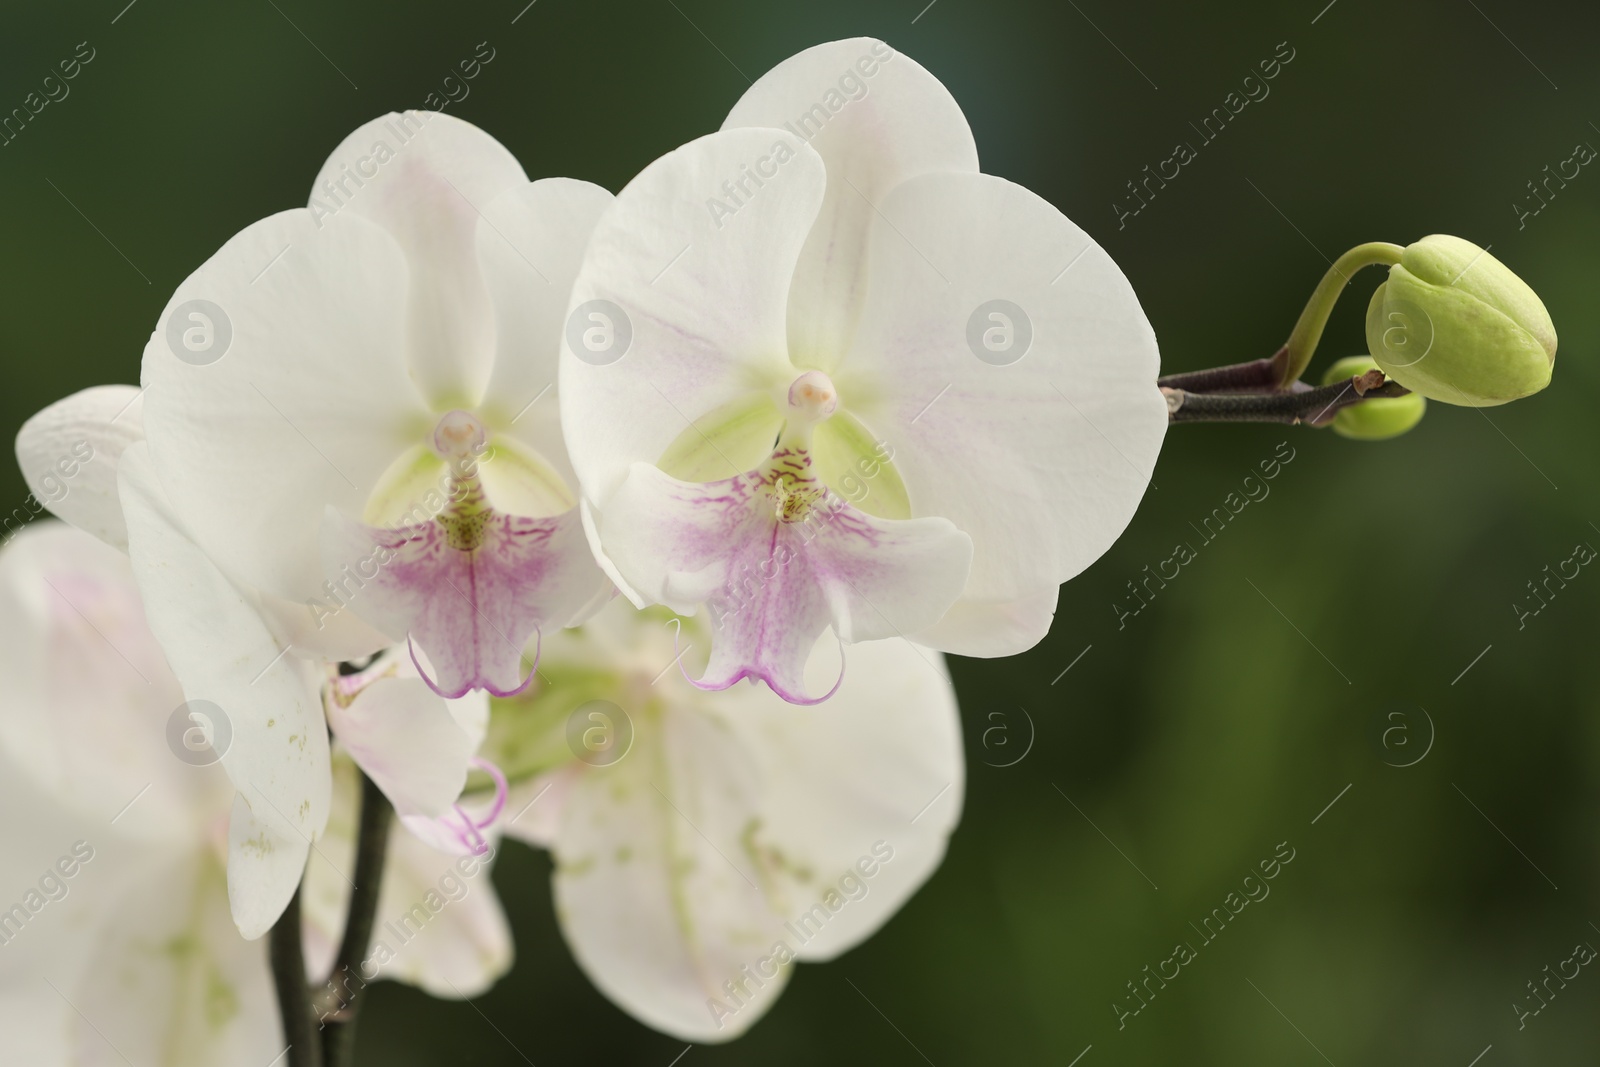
(326, 676, 472, 819)
(311, 111, 529, 408)
(911, 585, 1060, 658)
(14, 385, 145, 551)
(119, 442, 330, 938)
(841, 170, 1166, 603)
(724, 37, 979, 368)
(139, 206, 425, 605)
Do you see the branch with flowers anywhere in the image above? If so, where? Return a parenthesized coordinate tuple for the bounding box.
(0, 35, 1557, 1067)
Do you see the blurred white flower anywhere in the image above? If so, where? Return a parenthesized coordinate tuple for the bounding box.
(0, 523, 511, 1065)
(491, 599, 963, 1041)
(19, 384, 492, 940)
(560, 38, 1166, 703)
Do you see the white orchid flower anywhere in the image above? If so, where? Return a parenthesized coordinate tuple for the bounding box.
(560, 38, 1166, 703)
(137, 111, 611, 699)
(488, 599, 962, 1041)
(0, 522, 511, 1065)
(16, 388, 498, 941)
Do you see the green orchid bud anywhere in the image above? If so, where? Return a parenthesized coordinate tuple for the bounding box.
(1365, 235, 1556, 407)
(1320, 356, 1425, 440)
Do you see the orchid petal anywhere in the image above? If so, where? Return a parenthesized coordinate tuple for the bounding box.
(842, 171, 1166, 607)
(560, 127, 826, 503)
(326, 677, 471, 819)
(0, 523, 229, 840)
(364, 820, 513, 997)
(311, 112, 528, 408)
(912, 586, 1060, 658)
(551, 698, 787, 1042)
(119, 444, 329, 939)
(543, 602, 963, 1040)
(71, 853, 278, 1066)
(598, 458, 971, 702)
(227, 792, 313, 943)
(709, 635, 963, 962)
(476, 178, 613, 484)
(140, 207, 425, 606)
(321, 503, 603, 699)
(14, 385, 145, 551)
(723, 37, 978, 369)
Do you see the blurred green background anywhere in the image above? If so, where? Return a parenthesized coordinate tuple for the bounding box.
(4, 0, 1598, 1063)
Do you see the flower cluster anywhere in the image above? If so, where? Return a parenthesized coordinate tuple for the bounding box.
(4, 38, 1166, 1060)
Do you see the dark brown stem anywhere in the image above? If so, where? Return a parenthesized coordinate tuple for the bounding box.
(1155, 354, 1282, 394)
(317, 770, 393, 1066)
(1165, 372, 1409, 425)
(270, 887, 323, 1067)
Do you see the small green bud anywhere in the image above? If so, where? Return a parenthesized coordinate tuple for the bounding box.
(1320, 356, 1425, 440)
(1366, 235, 1556, 407)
